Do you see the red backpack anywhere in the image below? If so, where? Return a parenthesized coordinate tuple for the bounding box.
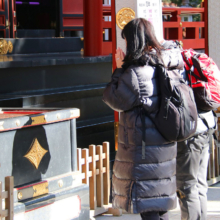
(182, 49, 220, 111)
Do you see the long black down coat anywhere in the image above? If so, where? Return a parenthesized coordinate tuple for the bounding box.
(103, 49, 184, 214)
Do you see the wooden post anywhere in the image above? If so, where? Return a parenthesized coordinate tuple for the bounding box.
(211, 138, 215, 179)
(89, 145, 97, 210)
(103, 142, 110, 205)
(5, 176, 14, 220)
(76, 142, 121, 217)
(77, 148, 82, 174)
(218, 147, 220, 175)
(82, 149, 89, 184)
(215, 142, 219, 177)
(177, 10, 183, 43)
(207, 159, 211, 180)
(219, 144, 220, 172)
(96, 145, 103, 207)
(0, 181, 2, 219)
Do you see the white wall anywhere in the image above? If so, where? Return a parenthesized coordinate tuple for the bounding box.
(208, 0, 220, 68)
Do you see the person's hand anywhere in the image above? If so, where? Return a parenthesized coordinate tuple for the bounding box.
(115, 47, 125, 68)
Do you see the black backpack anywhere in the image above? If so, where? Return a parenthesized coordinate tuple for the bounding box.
(144, 65, 198, 142)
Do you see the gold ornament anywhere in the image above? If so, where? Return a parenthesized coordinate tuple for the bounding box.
(31, 115, 46, 125)
(24, 138, 48, 169)
(17, 192, 23, 200)
(58, 180, 63, 188)
(0, 39, 9, 55)
(33, 182, 49, 197)
(116, 8, 135, 30)
(0, 39, 13, 54)
(8, 41, 13, 53)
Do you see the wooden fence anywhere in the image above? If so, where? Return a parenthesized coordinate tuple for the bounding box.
(0, 176, 14, 220)
(77, 142, 121, 217)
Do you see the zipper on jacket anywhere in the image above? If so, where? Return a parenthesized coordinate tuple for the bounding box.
(140, 107, 146, 159)
(142, 140, 145, 159)
(124, 113, 129, 145)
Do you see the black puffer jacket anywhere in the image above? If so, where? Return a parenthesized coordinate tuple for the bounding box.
(103, 49, 184, 214)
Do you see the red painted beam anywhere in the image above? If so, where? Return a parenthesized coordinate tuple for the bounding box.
(63, 0, 83, 14)
(103, 5, 111, 16)
(103, 21, 112, 29)
(63, 18, 83, 27)
(163, 22, 204, 28)
(162, 7, 204, 14)
(182, 39, 205, 49)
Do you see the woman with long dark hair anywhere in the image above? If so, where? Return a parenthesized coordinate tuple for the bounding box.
(103, 18, 183, 220)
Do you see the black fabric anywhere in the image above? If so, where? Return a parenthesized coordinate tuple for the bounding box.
(140, 211, 169, 220)
(103, 48, 184, 213)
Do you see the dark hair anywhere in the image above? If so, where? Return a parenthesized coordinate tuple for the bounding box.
(121, 18, 163, 68)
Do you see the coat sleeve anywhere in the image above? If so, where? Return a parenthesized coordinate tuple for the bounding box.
(103, 67, 141, 112)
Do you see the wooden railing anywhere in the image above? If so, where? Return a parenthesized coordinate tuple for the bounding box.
(77, 142, 121, 218)
(102, 4, 112, 56)
(0, 176, 14, 220)
(162, 7, 205, 50)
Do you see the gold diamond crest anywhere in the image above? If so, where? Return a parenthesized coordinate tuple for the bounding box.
(116, 8, 135, 30)
(24, 138, 48, 169)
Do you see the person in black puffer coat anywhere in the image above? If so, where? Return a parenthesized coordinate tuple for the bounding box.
(103, 18, 184, 220)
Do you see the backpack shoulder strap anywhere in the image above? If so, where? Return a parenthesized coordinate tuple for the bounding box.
(199, 111, 218, 151)
(199, 110, 218, 138)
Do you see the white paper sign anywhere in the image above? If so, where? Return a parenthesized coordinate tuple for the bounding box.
(137, 0, 163, 42)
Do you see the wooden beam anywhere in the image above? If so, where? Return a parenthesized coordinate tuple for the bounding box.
(96, 145, 103, 207)
(103, 142, 110, 205)
(5, 176, 14, 220)
(82, 149, 89, 184)
(89, 145, 97, 210)
(0, 181, 2, 219)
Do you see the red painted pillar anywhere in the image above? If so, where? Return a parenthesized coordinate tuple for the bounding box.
(204, 0, 209, 56)
(111, 0, 119, 151)
(83, 0, 103, 56)
(111, 0, 116, 71)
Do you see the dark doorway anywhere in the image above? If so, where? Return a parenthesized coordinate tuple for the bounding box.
(16, 0, 59, 38)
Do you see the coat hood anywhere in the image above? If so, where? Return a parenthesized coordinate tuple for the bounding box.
(122, 44, 184, 71)
(141, 47, 184, 71)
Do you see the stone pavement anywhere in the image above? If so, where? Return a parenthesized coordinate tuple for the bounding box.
(95, 182, 220, 220)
